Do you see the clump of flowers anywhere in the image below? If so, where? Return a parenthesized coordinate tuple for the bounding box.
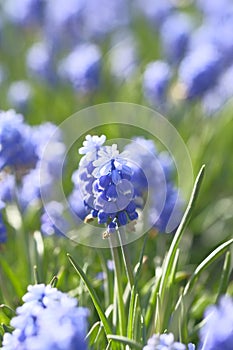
(143, 333, 195, 350)
(2, 284, 89, 350)
(72, 135, 182, 237)
(76, 135, 138, 237)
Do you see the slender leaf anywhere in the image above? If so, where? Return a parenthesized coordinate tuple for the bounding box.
(67, 254, 112, 336)
(107, 335, 142, 349)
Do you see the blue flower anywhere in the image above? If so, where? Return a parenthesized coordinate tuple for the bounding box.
(41, 201, 69, 236)
(125, 138, 183, 233)
(179, 44, 221, 99)
(0, 110, 38, 171)
(26, 42, 56, 84)
(160, 14, 193, 63)
(3, 0, 44, 26)
(59, 44, 101, 93)
(7, 80, 33, 112)
(92, 144, 128, 178)
(136, 0, 174, 27)
(143, 333, 195, 350)
(76, 136, 139, 235)
(143, 60, 172, 109)
(79, 134, 106, 156)
(2, 284, 89, 350)
(199, 295, 233, 350)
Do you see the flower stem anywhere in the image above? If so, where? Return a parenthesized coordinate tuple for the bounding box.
(118, 226, 134, 289)
(109, 236, 126, 336)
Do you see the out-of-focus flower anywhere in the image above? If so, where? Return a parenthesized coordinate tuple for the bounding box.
(0, 173, 15, 203)
(7, 80, 33, 112)
(179, 44, 221, 99)
(40, 201, 69, 236)
(59, 44, 101, 93)
(3, 0, 44, 26)
(125, 138, 182, 233)
(26, 42, 56, 83)
(32, 122, 65, 177)
(136, 0, 174, 27)
(199, 295, 233, 350)
(196, 0, 231, 18)
(109, 36, 138, 81)
(0, 201, 7, 244)
(44, 0, 84, 49)
(143, 60, 172, 109)
(83, 0, 129, 40)
(143, 333, 195, 350)
(160, 13, 193, 63)
(0, 110, 38, 171)
(2, 284, 89, 350)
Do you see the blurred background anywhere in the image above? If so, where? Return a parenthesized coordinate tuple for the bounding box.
(0, 0, 232, 327)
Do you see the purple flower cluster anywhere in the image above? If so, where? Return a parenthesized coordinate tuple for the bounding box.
(0, 110, 66, 241)
(2, 284, 89, 350)
(74, 135, 138, 236)
(143, 333, 195, 350)
(72, 135, 182, 235)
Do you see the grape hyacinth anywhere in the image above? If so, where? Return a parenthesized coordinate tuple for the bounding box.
(0, 110, 38, 171)
(199, 295, 233, 350)
(143, 333, 195, 350)
(76, 135, 139, 237)
(2, 284, 89, 350)
(143, 61, 172, 109)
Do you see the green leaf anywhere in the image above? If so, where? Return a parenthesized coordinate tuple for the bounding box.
(67, 254, 112, 337)
(0, 304, 15, 319)
(158, 165, 205, 303)
(184, 238, 233, 295)
(146, 165, 205, 331)
(217, 250, 231, 300)
(127, 287, 139, 340)
(107, 335, 142, 349)
(0, 256, 24, 298)
(85, 321, 101, 345)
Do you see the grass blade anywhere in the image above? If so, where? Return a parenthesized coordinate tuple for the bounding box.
(107, 335, 142, 349)
(67, 254, 112, 336)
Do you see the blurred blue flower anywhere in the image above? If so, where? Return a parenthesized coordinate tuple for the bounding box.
(0, 201, 7, 244)
(2, 284, 89, 350)
(143, 333, 195, 350)
(3, 0, 44, 26)
(143, 60, 172, 109)
(136, 0, 174, 27)
(59, 44, 101, 93)
(0, 173, 15, 203)
(109, 35, 138, 81)
(0, 110, 38, 171)
(26, 42, 56, 84)
(125, 138, 183, 233)
(179, 44, 221, 99)
(18, 165, 53, 211)
(160, 13, 193, 63)
(44, 0, 84, 50)
(199, 295, 233, 350)
(83, 0, 129, 40)
(7, 80, 33, 112)
(41, 201, 69, 236)
(32, 122, 65, 177)
(196, 0, 231, 18)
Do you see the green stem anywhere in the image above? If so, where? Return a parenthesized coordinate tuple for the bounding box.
(118, 227, 134, 289)
(109, 236, 126, 336)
